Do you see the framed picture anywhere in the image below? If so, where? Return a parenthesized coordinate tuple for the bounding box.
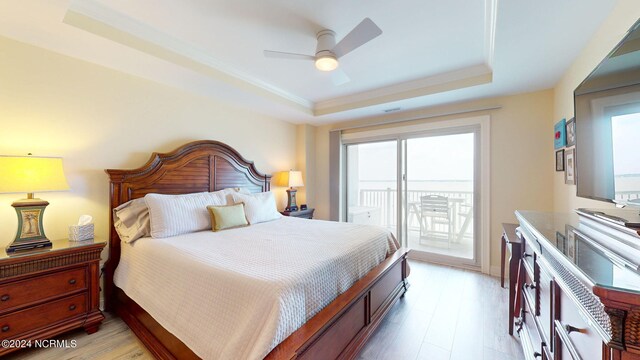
(566, 224, 576, 262)
(556, 149, 565, 171)
(554, 118, 567, 149)
(566, 117, 576, 146)
(565, 147, 576, 185)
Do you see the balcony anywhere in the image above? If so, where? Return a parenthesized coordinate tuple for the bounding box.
(351, 188, 474, 259)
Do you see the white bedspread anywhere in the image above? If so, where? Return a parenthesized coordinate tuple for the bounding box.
(114, 216, 399, 360)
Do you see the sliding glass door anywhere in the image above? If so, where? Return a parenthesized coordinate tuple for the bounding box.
(405, 130, 477, 264)
(344, 125, 481, 268)
(345, 141, 398, 236)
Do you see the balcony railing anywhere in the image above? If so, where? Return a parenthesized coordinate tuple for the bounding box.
(358, 188, 473, 234)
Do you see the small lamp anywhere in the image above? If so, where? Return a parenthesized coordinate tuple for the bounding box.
(0, 155, 70, 252)
(274, 170, 304, 211)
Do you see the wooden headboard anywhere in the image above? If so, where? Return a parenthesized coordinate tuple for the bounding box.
(103, 140, 271, 310)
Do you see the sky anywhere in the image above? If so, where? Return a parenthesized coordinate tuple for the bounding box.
(352, 133, 474, 181)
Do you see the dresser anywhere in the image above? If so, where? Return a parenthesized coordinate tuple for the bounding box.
(0, 238, 106, 356)
(514, 210, 640, 360)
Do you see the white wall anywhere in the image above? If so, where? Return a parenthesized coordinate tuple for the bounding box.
(0, 36, 297, 248)
(313, 90, 555, 272)
(553, 0, 640, 213)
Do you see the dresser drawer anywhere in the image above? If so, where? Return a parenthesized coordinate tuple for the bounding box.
(523, 241, 535, 274)
(522, 261, 536, 306)
(0, 267, 86, 313)
(0, 293, 86, 338)
(538, 261, 553, 348)
(521, 295, 544, 360)
(556, 286, 602, 360)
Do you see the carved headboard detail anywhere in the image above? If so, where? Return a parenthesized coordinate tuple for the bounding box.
(104, 140, 271, 310)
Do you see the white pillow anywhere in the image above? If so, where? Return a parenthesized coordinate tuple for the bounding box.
(113, 198, 150, 243)
(223, 187, 252, 194)
(145, 191, 229, 238)
(231, 191, 281, 224)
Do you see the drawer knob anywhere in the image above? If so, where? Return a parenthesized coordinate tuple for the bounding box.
(523, 252, 533, 258)
(69, 304, 77, 311)
(524, 282, 537, 290)
(533, 352, 542, 358)
(1, 325, 9, 332)
(0, 294, 9, 302)
(68, 279, 77, 285)
(565, 324, 581, 334)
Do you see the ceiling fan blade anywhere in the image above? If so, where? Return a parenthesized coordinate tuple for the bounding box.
(263, 50, 315, 61)
(332, 18, 382, 58)
(331, 68, 351, 86)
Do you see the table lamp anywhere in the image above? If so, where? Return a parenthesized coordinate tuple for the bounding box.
(274, 170, 304, 211)
(0, 155, 69, 252)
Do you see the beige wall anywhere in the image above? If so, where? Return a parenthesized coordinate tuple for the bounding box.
(295, 124, 316, 207)
(553, 0, 640, 213)
(0, 36, 297, 248)
(313, 90, 555, 272)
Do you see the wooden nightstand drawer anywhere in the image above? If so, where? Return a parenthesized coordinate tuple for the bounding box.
(0, 293, 86, 338)
(0, 238, 105, 356)
(0, 267, 86, 313)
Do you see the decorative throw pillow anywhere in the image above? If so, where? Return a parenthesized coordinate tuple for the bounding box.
(145, 191, 229, 238)
(113, 198, 150, 243)
(207, 203, 249, 231)
(230, 191, 281, 224)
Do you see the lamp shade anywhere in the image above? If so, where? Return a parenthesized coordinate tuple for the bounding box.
(274, 170, 304, 188)
(0, 156, 70, 194)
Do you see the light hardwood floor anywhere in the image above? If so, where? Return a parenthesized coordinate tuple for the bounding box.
(5, 261, 523, 360)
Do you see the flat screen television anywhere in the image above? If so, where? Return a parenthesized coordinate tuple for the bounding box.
(574, 18, 640, 208)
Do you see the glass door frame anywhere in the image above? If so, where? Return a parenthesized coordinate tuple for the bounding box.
(340, 115, 491, 273)
(343, 139, 403, 244)
(400, 126, 481, 269)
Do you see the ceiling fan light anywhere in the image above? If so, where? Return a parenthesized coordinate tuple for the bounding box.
(315, 55, 338, 71)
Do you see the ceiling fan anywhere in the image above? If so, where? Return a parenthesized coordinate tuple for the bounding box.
(264, 18, 383, 85)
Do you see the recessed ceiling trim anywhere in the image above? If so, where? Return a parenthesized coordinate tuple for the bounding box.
(484, 0, 498, 68)
(60, 0, 501, 119)
(313, 64, 493, 116)
(63, 0, 313, 113)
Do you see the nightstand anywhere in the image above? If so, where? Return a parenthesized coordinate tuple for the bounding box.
(281, 208, 315, 219)
(0, 238, 106, 356)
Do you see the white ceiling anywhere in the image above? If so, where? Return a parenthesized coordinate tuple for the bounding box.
(0, 0, 619, 124)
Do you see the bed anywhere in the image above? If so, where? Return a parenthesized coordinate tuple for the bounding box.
(104, 140, 410, 360)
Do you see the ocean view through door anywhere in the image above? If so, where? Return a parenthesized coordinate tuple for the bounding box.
(406, 132, 476, 263)
(344, 127, 480, 267)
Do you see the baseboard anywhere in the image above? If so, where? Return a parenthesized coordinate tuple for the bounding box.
(490, 265, 502, 278)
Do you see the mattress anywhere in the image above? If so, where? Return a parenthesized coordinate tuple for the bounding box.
(114, 216, 399, 360)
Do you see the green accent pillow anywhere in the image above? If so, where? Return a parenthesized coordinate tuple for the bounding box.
(207, 203, 249, 232)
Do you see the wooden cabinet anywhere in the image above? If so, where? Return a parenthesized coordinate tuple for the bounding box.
(515, 210, 640, 360)
(0, 238, 105, 356)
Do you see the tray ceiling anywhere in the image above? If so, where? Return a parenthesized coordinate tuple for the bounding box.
(0, 0, 618, 124)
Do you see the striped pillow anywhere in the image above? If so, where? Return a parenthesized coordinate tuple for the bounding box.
(145, 190, 231, 238)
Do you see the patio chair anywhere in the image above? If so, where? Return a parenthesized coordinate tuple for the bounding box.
(419, 195, 453, 246)
(456, 203, 473, 243)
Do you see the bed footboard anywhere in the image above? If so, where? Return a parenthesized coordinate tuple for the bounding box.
(266, 247, 410, 360)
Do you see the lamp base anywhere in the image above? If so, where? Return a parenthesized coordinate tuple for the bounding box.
(285, 188, 299, 212)
(7, 198, 52, 253)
